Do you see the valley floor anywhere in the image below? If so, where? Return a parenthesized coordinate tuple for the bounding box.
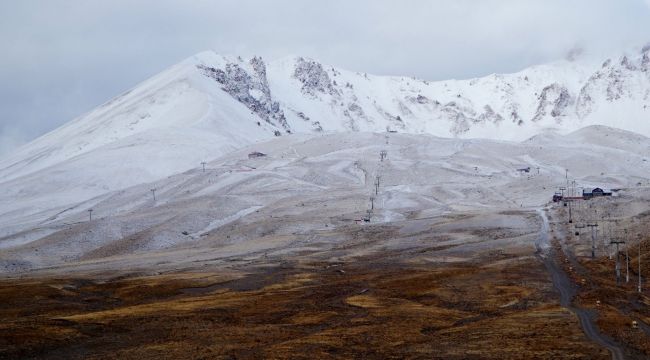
(3, 205, 648, 359)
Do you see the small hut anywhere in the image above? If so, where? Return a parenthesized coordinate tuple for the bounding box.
(248, 151, 267, 159)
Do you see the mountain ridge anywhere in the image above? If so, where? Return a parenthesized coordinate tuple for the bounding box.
(1, 47, 649, 234)
(2, 46, 650, 176)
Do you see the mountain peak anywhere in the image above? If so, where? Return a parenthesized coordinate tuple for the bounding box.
(2, 45, 650, 218)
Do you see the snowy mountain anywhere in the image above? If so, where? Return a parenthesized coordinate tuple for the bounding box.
(195, 47, 650, 139)
(3, 47, 650, 181)
(1, 47, 650, 242)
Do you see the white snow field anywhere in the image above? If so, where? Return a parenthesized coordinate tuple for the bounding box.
(1, 127, 650, 274)
(2, 47, 650, 274)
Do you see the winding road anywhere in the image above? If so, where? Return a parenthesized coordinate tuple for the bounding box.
(535, 209, 626, 360)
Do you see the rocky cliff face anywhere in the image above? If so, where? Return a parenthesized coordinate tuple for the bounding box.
(293, 57, 339, 98)
(533, 83, 572, 123)
(576, 52, 650, 119)
(190, 45, 650, 140)
(198, 57, 289, 133)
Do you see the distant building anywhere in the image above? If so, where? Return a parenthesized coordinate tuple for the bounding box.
(592, 188, 605, 196)
(582, 187, 612, 199)
(248, 151, 267, 159)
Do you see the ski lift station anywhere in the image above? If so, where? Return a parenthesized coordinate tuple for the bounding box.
(553, 187, 613, 202)
(582, 187, 613, 198)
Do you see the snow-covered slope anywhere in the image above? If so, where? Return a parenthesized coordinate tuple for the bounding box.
(1, 47, 650, 239)
(0, 52, 283, 230)
(0, 52, 280, 183)
(2, 128, 650, 273)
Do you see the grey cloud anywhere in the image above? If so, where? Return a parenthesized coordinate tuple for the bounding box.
(1, 0, 650, 155)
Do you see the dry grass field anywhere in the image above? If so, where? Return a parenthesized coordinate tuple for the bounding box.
(0, 254, 608, 359)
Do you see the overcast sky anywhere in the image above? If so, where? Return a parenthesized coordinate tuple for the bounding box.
(1, 0, 650, 155)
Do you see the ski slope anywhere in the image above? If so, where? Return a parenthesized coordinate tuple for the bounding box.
(1, 127, 650, 273)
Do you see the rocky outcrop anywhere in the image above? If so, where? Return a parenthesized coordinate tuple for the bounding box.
(532, 83, 572, 123)
(293, 57, 339, 97)
(478, 105, 504, 124)
(197, 57, 289, 131)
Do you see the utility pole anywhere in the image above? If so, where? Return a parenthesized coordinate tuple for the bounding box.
(201, 161, 207, 172)
(639, 234, 643, 293)
(587, 223, 599, 259)
(608, 217, 616, 260)
(571, 180, 577, 199)
(151, 188, 156, 201)
(611, 240, 625, 285)
(599, 211, 612, 258)
(537, 167, 540, 175)
(370, 196, 375, 210)
(565, 169, 569, 201)
(88, 209, 93, 221)
(374, 175, 380, 195)
(625, 229, 630, 283)
(565, 168, 569, 189)
(568, 200, 573, 223)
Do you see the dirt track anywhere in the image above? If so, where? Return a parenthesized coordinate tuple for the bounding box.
(536, 209, 625, 360)
(549, 199, 650, 359)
